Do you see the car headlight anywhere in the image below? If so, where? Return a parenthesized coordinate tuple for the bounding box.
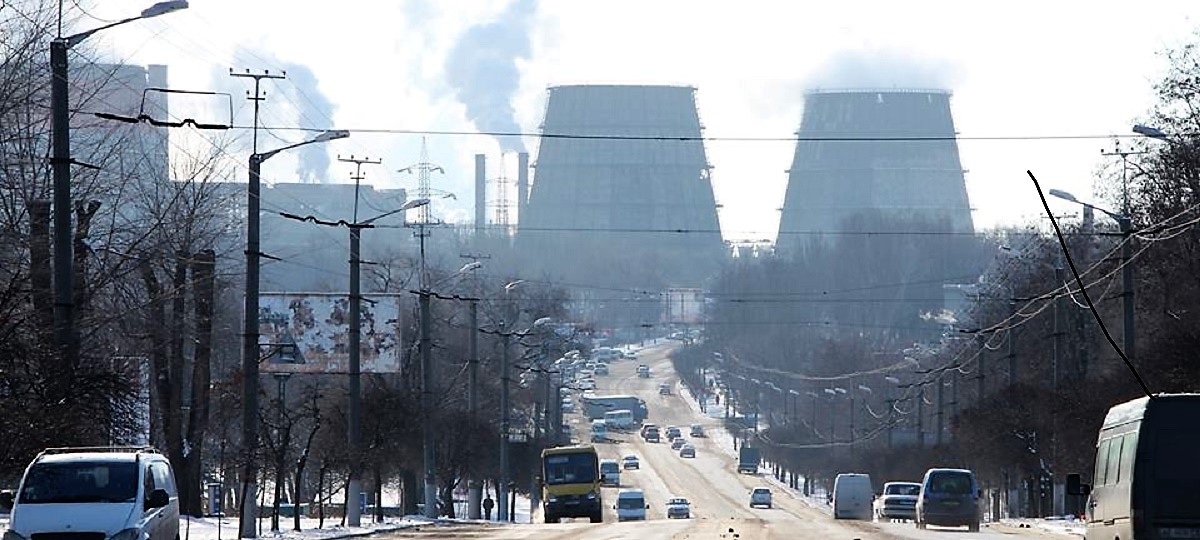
(586, 490, 597, 500)
(109, 529, 143, 540)
(5, 530, 28, 540)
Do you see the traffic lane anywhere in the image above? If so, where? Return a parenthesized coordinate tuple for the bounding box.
(869, 519, 1052, 540)
(614, 350, 866, 540)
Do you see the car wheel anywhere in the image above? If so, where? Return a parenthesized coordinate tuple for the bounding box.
(969, 521, 980, 532)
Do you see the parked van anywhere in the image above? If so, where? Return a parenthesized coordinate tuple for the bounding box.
(603, 409, 635, 430)
(615, 489, 648, 521)
(1069, 394, 1200, 540)
(599, 459, 621, 487)
(0, 447, 179, 540)
(915, 468, 981, 531)
(590, 420, 607, 442)
(833, 473, 874, 520)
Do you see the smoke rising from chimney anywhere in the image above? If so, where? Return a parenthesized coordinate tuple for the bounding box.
(806, 48, 962, 91)
(230, 48, 338, 183)
(445, 0, 535, 154)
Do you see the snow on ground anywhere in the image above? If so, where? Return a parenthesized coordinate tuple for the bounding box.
(999, 516, 1086, 537)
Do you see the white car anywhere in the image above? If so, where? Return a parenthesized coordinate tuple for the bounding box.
(622, 455, 640, 470)
(750, 487, 773, 509)
(666, 497, 691, 519)
(2, 447, 180, 540)
(579, 378, 596, 390)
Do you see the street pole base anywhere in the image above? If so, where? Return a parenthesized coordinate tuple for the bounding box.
(240, 482, 258, 539)
(467, 482, 482, 520)
(424, 482, 438, 518)
(347, 479, 362, 526)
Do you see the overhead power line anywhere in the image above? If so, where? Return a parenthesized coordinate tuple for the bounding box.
(229, 125, 1183, 143)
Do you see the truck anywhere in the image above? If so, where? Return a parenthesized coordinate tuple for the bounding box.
(581, 394, 649, 421)
(541, 446, 603, 523)
(738, 446, 761, 474)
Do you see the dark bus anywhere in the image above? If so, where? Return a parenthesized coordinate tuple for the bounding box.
(1070, 394, 1200, 540)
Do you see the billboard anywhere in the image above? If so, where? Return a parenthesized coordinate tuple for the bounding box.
(662, 288, 705, 324)
(258, 293, 402, 374)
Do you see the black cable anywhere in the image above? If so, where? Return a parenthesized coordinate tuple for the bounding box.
(1027, 170, 1154, 399)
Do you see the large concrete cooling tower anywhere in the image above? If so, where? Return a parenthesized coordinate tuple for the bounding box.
(518, 85, 724, 292)
(775, 89, 973, 255)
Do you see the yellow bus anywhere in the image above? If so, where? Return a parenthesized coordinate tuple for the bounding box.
(541, 445, 602, 523)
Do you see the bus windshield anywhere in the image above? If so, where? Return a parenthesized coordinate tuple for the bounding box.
(544, 453, 597, 486)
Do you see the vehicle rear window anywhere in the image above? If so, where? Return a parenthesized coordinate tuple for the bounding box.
(926, 472, 972, 495)
(618, 497, 644, 509)
(887, 484, 920, 496)
(20, 461, 138, 504)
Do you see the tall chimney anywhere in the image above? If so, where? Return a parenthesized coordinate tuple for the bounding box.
(474, 154, 486, 235)
(517, 152, 529, 224)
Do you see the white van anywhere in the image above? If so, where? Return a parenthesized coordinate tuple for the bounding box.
(833, 473, 874, 520)
(0, 447, 179, 540)
(615, 489, 649, 521)
(599, 459, 621, 487)
(590, 419, 607, 442)
(603, 409, 635, 430)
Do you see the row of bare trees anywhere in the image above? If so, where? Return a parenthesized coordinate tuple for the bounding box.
(1, 1, 572, 524)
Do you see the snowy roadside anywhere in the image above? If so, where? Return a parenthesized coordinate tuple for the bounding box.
(997, 516, 1086, 537)
(0, 507, 529, 540)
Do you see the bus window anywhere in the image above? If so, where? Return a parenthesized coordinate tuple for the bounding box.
(1094, 438, 1110, 485)
(1105, 436, 1123, 485)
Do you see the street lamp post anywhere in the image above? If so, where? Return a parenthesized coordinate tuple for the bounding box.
(241, 129, 347, 538)
(494, 314, 551, 523)
(50, 0, 189, 370)
(1048, 189, 1135, 366)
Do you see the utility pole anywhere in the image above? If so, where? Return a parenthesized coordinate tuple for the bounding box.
(460, 252, 488, 520)
(400, 143, 444, 519)
(338, 155, 381, 527)
(1007, 300, 1018, 388)
(498, 328, 511, 522)
(1102, 143, 1143, 368)
(233, 68, 285, 540)
(936, 377, 946, 446)
(419, 290, 435, 518)
(977, 334, 986, 404)
(1051, 263, 1065, 516)
(916, 385, 925, 448)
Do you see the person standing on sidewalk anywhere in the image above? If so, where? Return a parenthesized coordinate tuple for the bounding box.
(483, 495, 495, 520)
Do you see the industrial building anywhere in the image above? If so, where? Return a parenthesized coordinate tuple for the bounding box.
(517, 85, 725, 300)
(776, 89, 974, 255)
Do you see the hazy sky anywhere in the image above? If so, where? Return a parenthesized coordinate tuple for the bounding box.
(78, 0, 1198, 241)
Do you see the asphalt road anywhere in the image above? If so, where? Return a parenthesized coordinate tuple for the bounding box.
(380, 343, 1062, 540)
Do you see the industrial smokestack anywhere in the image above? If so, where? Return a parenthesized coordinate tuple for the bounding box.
(517, 152, 529, 224)
(474, 154, 486, 235)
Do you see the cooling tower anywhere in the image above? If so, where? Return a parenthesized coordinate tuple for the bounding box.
(518, 85, 724, 293)
(775, 89, 973, 255)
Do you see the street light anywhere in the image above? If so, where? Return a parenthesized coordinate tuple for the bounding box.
(497, 314, 552, 522)
(346, 196, 426, 527)
(241, 129, 347, 538)
(1133, 123, 1168, 140)
(50, 0, 189, 377)
(1048, 189, 1135, 367)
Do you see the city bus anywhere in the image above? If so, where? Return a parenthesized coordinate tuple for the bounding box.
(542, 445, 603, 523)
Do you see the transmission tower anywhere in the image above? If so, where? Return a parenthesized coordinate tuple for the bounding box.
(491, 154, 513, 235)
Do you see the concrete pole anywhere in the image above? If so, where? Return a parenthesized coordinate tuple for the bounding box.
(937, 378, 945, 446)
(467, 300, 481, 519)
(498, 330, 511, 522)
(1120, 216, 1135, 366)
(420, 292, 437, 518)
(240, 154, 262, 538)
(50, 39, 76, 366)
(346, 225, 362, 526)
